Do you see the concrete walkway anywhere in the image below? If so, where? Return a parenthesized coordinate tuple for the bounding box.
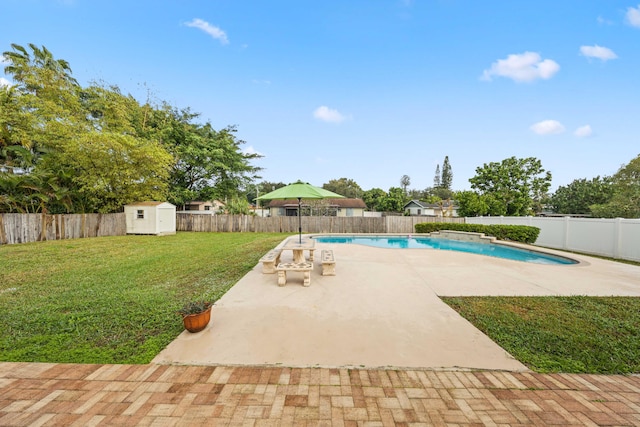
(3, 238, 640, 425)
(154, 239, 640, 370)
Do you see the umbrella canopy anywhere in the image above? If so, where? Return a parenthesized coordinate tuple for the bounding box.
(256, 180, 345, 243)
(256, 180, 344, 201)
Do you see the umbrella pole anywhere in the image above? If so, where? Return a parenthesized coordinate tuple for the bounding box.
(298, 197, 302, 243)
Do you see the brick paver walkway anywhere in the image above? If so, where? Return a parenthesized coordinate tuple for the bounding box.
(1, 363, 639, 426)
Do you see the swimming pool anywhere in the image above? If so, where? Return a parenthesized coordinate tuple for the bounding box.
(313, 235, 578, 265)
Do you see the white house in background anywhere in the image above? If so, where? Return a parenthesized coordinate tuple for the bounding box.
(124, 201, 176, 235)
(403, 200, 459, 217)
(182, 200, 226, 213)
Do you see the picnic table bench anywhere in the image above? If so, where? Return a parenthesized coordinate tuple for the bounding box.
(259, 249, 282, 274)
(321, 249, 336, 276)
(275, 261, 313, 286)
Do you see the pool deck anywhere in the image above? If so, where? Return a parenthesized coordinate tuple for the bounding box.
(153, 238, 640, 370)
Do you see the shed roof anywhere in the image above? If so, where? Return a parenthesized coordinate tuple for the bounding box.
(125, 201, 175, 207)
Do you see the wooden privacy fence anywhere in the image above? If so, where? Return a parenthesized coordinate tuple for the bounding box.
(176, 213, 464, 234)
(0, 213, 126, 245)
(0, 213, 464, 245)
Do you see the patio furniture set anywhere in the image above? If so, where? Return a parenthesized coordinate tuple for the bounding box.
(259, 238, 335, 286)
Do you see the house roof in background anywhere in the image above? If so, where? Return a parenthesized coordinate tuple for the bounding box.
(403, 200, 458, 209)
(267, 198, 367, 209)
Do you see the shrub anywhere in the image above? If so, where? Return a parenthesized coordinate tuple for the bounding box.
(414, 223, 540, 244)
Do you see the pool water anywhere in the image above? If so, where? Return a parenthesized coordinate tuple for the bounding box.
(313, 236, 577, 265)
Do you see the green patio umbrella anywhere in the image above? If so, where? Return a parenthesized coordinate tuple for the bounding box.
(256, 180, 345, 243)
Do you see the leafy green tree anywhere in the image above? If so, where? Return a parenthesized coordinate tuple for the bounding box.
(1, 44, 82, 176)
(550, 177, 613, 215)
(323, 178, 362, 198)
(41, 132, 172, 213)
(590, 155, 640, 218)
(454, 191, 489, 217)
(144, 105, 262, 206)
(248, 181, 286, 207)
(469, 156, 552, 216)
(362, 188, 386, 211)
(223, 195, 252, 215)
(407, 188, 426, 200)
(441, 156, 453, 190)
(379, 187, 407, 212)
(429, 186, 453, 200)
(258, 181, 287, 193)
(3, 43, 78, 89)
(1, 43, 262, 213)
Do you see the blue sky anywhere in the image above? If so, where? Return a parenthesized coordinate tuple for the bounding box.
(2, 0, 639, 193)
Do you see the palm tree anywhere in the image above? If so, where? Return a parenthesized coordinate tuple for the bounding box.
(3, 43, 79, 91)
(400, 175, 411, 196)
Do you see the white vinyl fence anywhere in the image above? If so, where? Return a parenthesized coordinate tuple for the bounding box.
(467, 216, 640, 262)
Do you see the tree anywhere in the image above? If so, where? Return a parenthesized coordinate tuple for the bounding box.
(223, 195, 252, 215)
(127, 102, 262, 207)
(1, 43, 263, 213)
(3, 43, 78, 89)
(400, 175, 411, 196)
(248, 181, 286, 207)
(428, 186, 453, 200)
(454, 191, 489, 217)
(42, 131, 172, 213)
(433, 164, 441, 188)
(441, 156, 453, 190)
(469, 156, 552, 216)
(550, 177, 613, 215)
(1, 44, 83, 176)
(590, 154, 640, 218)
(378, 187, 407, 212)
(362, 188, 386, 211)
(323, 178, 362, 198)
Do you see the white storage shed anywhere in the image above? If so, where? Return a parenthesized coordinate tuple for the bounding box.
(124, 201, 176, 236)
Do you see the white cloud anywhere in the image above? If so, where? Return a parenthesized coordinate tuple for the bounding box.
(482, 52, 560, 83)
(243, 145, 263, 156)
(574, 125, 593, 138)
(597, 16, 613, 25)
(626, 4, 640, 27)
(185, 18, 229, 44)
(580, 45, 618, 61)
(530, 120, 565, 135)
(313, 106, 347, 123)
(0, 78, 11, 88)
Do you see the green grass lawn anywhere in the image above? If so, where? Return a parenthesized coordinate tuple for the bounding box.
(442, 296, 640, 374)
(0, 232, 286, 364)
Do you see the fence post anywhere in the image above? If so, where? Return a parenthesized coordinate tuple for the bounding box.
(563, 216, 570, 250)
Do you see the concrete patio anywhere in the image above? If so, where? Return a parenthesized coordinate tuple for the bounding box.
(153, 237, 640, 371)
